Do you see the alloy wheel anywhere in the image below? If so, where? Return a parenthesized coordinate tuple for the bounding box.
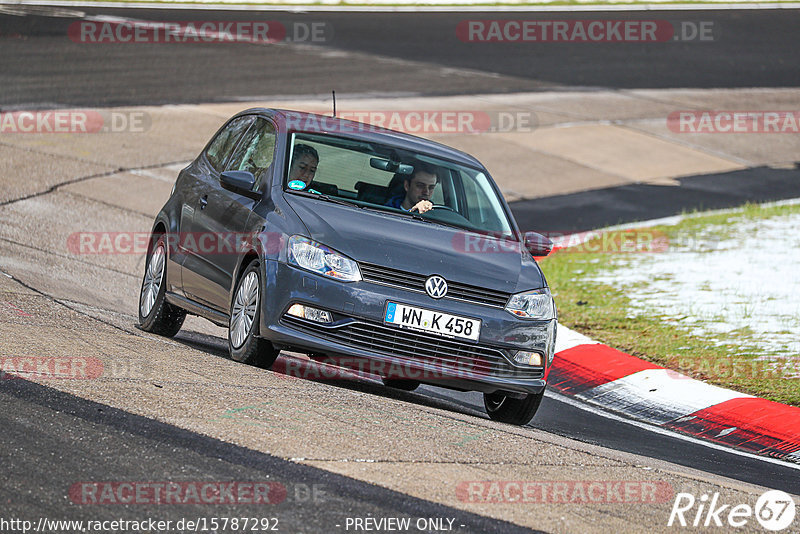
(140, 243, 165, 318)
(230, 271, 259, 349)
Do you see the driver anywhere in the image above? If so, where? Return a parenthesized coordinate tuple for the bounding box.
(385, 163, 439, 214)
(289, 144, 319, 184)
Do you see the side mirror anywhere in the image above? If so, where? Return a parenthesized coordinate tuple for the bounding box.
(220, 170, 256, 194)
(523, 232, 553, 257)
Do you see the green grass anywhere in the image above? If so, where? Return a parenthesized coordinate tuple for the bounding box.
(540, 202, 800, 406)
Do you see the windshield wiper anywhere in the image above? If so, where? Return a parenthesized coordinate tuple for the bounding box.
(359, 204, 434, 223)
(295, 190, 362, 208)
(361, 206, 462, 230)
(402, 210, 469, 231)
(405, 211, 434, 223)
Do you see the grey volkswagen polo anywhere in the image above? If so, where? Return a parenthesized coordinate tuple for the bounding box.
(139, 108, 557, 425)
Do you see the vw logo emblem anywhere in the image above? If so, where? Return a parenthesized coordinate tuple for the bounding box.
(425, 275, 448, 299)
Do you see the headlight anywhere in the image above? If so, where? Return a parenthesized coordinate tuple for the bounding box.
(513, 350, 544, 366)
(505, 288, 555, 320)
(288, 236, 361, 282)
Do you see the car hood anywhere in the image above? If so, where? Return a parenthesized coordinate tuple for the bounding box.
(283, 194, 545, 293)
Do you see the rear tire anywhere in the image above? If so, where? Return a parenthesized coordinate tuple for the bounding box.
(139, 235, 185, 337)
(483, 390, 544, 426)
(228, 260, 279, 369)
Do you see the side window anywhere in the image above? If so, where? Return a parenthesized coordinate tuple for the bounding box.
(226, 118, 277, 191)
(205, 116, 255, 172)
(460, 171, 508, 233)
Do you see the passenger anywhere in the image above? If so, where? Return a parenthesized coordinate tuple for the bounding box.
(385, 163, 439, 214)
(288, 144, 319, 184)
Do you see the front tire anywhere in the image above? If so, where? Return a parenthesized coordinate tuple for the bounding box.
(228, 260, 279, 368)
(139, 235, 185, 337)
(483, 390, 544, 426)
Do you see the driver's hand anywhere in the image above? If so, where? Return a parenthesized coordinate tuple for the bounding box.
(411, 200, 433, 214)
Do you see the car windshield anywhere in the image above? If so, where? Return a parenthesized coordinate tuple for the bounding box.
(283, 132, 515, 238)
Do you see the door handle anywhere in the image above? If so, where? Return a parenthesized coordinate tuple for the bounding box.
(199, 195, 208, 210)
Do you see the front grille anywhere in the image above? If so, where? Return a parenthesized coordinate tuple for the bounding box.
(281, 315, 543, 380)
(359, 262, 511, 309)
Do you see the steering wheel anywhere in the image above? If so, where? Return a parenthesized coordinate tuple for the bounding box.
(431, 205, 455, 212)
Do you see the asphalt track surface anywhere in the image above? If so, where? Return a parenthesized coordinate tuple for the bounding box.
(1, 8, 799, 108)
(2, 5, 800, 532)
(0, 377, 537, 533)
(173, 332, 800, 495)
(429, 388, 800, 495)
(511, 166, 800, 233)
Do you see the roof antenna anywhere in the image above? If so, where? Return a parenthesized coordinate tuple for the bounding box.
(331, 90, 336, 118)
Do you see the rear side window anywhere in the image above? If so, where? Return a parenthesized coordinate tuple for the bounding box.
(205, 116, 255, 172)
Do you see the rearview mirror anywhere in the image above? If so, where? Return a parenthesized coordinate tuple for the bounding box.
(523, 232, 553, 257)
(369, 158, 414, 175)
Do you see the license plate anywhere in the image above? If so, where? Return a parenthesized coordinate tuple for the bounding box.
(384, 302, 481, 341)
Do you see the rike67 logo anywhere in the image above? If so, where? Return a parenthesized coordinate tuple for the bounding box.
(668, 490, 796, 531)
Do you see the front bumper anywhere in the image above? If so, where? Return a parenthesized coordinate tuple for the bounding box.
(259, 260, 555, 395)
